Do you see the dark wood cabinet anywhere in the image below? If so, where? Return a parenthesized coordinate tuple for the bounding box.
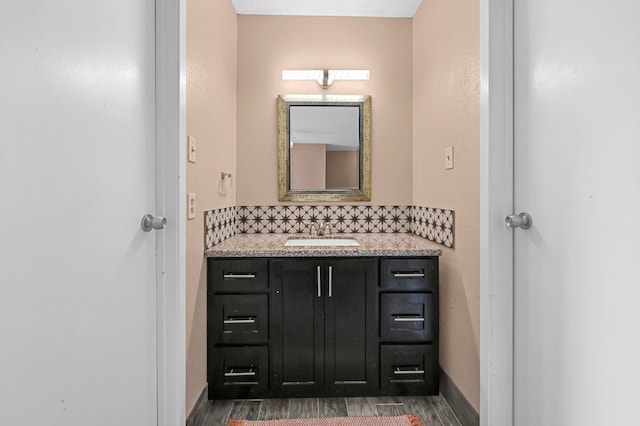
(269, 258, 325, 396)
(270, 258, 378, 397)
(378, 258, 439, 396)
(207, 255, 438, 399)
(207, 259, 270, 399)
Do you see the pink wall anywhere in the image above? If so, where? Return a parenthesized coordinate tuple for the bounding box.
(236, 15, 413, 206)
(413, 0, 480, 411)
(186, 0, 237, 414)
(326, 150, 359, 189)
(290, 144, 326, 190)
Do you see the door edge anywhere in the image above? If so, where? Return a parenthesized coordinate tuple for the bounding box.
(155, 0, 187, 425)
(479, 0, 514, 425)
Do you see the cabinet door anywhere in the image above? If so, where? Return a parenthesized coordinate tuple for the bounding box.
(270, 259, 324, 397)
(208, 258, 269, 293)
(210, 294, 269, 344)
(380, 344, 438, 395)
(209, 346, 269, 399)
(380, 292, 437, 342)
(380, 257, 438, 292)
(324, 259, 378, 395)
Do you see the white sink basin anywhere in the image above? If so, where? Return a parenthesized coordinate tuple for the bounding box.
(285, 238, 360, 247)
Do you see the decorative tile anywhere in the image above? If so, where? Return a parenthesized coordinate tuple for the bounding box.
(229, 205, 413, 236)
(205, 204, 454, 249)
(411, 205, 455, 248)
(204, 206, 237, 249)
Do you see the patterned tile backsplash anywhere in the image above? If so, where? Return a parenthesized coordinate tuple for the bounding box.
(205, 205, 454, 249)
(237, 205, 412, 235)
(411, 206, 455, 248)
(205, 207, 237, 250)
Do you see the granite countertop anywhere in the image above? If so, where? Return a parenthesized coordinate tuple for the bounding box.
(205, 233, 443, 258)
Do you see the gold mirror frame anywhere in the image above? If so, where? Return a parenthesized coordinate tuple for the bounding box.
(278, 94, 371, 202)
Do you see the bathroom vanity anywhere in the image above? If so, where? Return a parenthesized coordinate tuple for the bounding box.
(205, 233, 441, 399)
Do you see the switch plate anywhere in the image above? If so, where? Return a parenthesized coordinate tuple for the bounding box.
(188, 135, 197, 163)
(187, 193, 196, 219)
(445, 146, 454, 170)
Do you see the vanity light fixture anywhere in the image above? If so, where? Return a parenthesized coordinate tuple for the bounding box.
(282, 69, 370, 89)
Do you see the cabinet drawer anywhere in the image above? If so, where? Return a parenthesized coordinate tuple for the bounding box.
(380, 258, 437, 292)
(211, 294, 268, 344)
(209, 258, 268, 292)
(380, 293, 436, 342)
(380, 344, 438, 395)
(209, 346, 269, 399)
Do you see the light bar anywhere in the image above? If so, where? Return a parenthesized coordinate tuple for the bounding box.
(282, 69, 370, 89)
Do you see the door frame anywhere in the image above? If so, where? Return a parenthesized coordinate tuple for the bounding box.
(155, 0, 187, 425)
(151, 0, 519, 423)
(479, 0, 514, 425)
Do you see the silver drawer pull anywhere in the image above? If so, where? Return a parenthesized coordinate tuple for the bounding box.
(393, 272, 425, 278)
(223, 318, 256, 324)
(223, 273, 256, 279)
(394, 316, 425, 322)
(394, 367, 424, 375)
(224, 368, 256, 377)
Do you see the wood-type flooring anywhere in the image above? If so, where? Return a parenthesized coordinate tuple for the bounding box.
(187, 395, 462, 426)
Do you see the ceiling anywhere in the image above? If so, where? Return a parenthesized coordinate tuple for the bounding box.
(230, 0, 423, 18)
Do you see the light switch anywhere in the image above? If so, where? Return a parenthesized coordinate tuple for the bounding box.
(445, 146, 454, 170)
(187, 193, 196, 219)
(188, 135, 197, 163)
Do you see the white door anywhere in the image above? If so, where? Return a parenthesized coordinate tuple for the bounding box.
(0, 1, 161, 425)
(513, 1, 640, 424)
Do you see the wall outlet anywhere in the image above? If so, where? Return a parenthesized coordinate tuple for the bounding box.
(188, 135, 197, 163)
(187, 193, 196, 219)
(445, 146, 454, 170)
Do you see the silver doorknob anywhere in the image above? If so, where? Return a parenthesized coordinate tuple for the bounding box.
(141, 214, 167, 232)
(505, 212, 532, 229)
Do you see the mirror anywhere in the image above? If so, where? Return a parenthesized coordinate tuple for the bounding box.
(278, 94, 371, 201)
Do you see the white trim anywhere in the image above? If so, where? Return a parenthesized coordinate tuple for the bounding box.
(479, 0, 514, 425)
(155, 0, 187, 425)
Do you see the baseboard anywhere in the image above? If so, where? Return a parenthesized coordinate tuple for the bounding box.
(186, 386, 208, 425)
(439, 368, 479, 426)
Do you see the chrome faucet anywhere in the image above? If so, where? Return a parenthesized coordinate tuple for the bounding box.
(308, 221, 332, 236)
(317, 221, 332, 236)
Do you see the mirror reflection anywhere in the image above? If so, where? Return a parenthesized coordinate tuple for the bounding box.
(289, 105, 360, 191)
(278, 94, 371, 202)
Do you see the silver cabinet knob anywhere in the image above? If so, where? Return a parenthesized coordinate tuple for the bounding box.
(505, 212, 532, 229)
(141, 214, 167, 232)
